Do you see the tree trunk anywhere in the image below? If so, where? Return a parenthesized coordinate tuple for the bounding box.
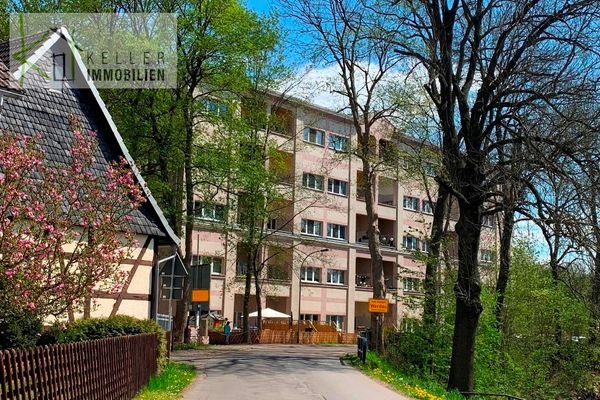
(254, 266, 263, 331)
(243, 268, 252, 343)
(362, 163, 385, 353)
(173, 104, 194, 343)
(590, 192, 600, 342)
(448, 197, 483, 393)
(494, 204, 515, 329)
(423, 184, 449, 372)
(590, 249, 600, 344)
(550, 258, 562, 373)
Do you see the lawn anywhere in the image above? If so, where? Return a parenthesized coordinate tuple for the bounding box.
(135, 362, 196, 400)
(343, 352, 465, 400)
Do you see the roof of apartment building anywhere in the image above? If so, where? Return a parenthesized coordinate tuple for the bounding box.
(0, 28, 179, 245)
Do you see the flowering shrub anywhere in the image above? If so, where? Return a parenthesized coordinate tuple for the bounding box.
(0, 115, 145, 321)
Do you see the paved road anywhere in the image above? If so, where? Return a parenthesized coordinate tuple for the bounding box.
(172, 344, 412, 400)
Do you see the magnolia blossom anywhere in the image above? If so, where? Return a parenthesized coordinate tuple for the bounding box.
(0, 118, 145, 319)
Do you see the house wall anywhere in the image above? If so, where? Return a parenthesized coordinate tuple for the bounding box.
(91, 233, 157, 320)
(190, 95, 500, 333)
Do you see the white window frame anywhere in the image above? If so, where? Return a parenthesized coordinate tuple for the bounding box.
(327, 269, 345, 285)
(302, 173, 324, 191)
(403, 196, 420, 212)
(422, 200, 434, 215)
(328, 134, 348, 151)
(301, 219, 322, 236)
(300, 314, 320, 322)
(402, 235, 419, 251)
(303, 127, 325, 146)
(192, 255, 223, 275)
(326, 315, 345, 331)
(480, 250, 496, 262)
(327, 178, 348, 196)
(403, 277, 420, 292)
(301, 266, 321, 282)
(194, 201, 226, 222)
(424, 162, 437, 177)
(482, 215, 494, 227)
(326, 223, 347, 240)
(204, 98, 228, 115)
(236, 262, 248, 276)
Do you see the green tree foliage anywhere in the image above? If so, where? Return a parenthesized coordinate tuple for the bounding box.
(386, 242, 598, 399)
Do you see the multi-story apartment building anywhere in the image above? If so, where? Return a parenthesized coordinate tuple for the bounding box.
(188, 93, 498, 333)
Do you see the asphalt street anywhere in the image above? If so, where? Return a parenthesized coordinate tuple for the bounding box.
(172, 344, 412, 400)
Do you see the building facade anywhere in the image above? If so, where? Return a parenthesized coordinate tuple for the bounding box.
(0, 29, 180, 321)
(190, 94, 498, 333)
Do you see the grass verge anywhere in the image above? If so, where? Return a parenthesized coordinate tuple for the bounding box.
(172, 342, 211, 351)
(135, 362, 196, 400)
(343, 352, 464, 400)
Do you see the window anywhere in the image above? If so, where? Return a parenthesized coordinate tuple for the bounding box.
(303, 127, 325, 146)
(327, 269, 345, 285)
(402, 235, 419, 251)
(301, 219, 322, 236)
(159, 276, 184, 300)
(421, 240, 430, 253)
(422, 200, 435, 215)
(424, 162, 437, 177)
(328, 134, 348, 151)
(194, 201, 226, 222)
(327, 223, 347, 240)
(327, 178, 348, 196)
(326, 315, 345, 331)
(400, 157, 410, 170)
(267, 218, 277, 230)
(301, 267, 321, 282)
(480, 250, 496, 263)
(482, 215, 495, 227)
(191, 255, 223, 275)
(302, 173, 324, 191)
(300, 314, 320, 322)
(403, 196, 419, 211)
(203, 98, 228, 115)
(403, 278, 420, 292)
(236, 262, 248, 276)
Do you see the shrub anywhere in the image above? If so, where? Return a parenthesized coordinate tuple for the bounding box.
(0, 306, 43, 349)
(38, 316, 167, 372)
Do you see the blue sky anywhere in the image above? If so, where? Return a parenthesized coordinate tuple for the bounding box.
(244, 0, 272, 15)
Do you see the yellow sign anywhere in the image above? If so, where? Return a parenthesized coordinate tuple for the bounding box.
(368, 298, 389, 313)
(192, 289, 210, 303)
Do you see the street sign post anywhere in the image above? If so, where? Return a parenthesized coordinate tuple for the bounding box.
(368, 298, 389, 313)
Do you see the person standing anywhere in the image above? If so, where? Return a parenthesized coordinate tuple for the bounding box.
(224, 321, 231, 345)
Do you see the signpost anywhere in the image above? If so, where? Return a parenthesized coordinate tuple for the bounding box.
(368, 298, 389, 313)
(190, 263, 211, 339)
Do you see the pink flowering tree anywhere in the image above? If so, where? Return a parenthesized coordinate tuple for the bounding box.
(0, 115, 145, 321)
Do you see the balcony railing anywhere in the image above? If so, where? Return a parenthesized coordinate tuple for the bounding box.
(355, 274, 397, 291)
(356, 233, 396, 248)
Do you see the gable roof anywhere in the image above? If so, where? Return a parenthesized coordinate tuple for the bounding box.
(0, 28, 180, 245)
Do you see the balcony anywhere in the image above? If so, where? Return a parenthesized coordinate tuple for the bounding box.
(378, 176, 396, 207)
(269, 150, 294, 185)
(355, 274, 397, 292)
(356, 214, 396, 248)
(355, 259, 397, 292)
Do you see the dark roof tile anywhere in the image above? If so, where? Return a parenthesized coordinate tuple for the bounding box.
(0, 38, 174, 240)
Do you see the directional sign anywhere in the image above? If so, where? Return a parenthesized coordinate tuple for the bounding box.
(368, 298, 389, 313)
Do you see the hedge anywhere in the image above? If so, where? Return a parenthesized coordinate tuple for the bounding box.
(39, 315, 168, 372)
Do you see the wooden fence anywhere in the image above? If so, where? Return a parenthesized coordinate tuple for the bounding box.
(0, 333, 158, 400)
(206, 330, 357, 345)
